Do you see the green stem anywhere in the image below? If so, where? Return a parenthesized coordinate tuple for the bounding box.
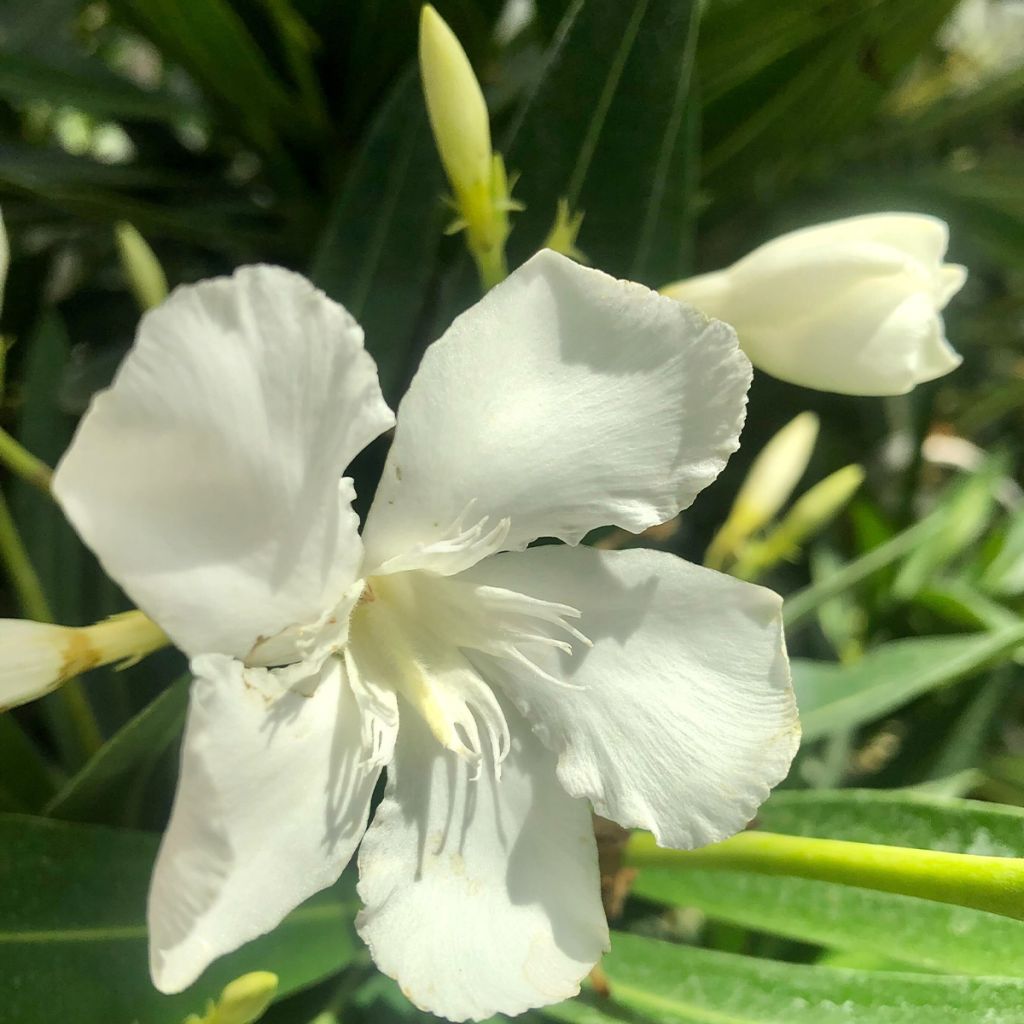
(783, 512, 944, 629)
(472, 243, 509, 292)
(0, 487, 49, 621)
(0, 488, 102, 758)
(0, 426, 52, 494)
(625, 830, 1024, 922)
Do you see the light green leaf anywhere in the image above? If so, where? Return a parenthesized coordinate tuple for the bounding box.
(0, 815, 357, 1024)
(625, 791, 1024, 976)
(633, 787, 1024, 976)
(542, 932, 1024, 1023)
(793, 626, 1024, 742)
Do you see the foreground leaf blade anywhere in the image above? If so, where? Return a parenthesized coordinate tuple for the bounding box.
(0, 815, 357, 1024)
(543, 932, 1024, 1023)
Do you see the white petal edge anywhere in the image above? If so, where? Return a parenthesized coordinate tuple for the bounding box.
(149, 654, 386, 993)
(463, 545, 799, 849)
(53, 266, 394, 660)
(356, 701, 609, 1022)
(362, 249, 750, 572)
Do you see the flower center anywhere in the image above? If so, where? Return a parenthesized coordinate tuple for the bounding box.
(346, 568, 588, 777)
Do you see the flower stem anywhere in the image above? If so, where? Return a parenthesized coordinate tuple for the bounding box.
(471, 241, 509, 292)
(625, 830, 1024, 922)
(0, 487, 102, 758)
(0, 426, 52, 494)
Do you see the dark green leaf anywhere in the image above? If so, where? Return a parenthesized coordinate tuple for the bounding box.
(0, 54, 200, 124)
(45, 675, 189, 826)
(0, 715, 58, 812)
(310, 71, 446, 402)
(0, 815, 358, 1024)
(106, 0, 311, 141)
(504, 0, 700, 283)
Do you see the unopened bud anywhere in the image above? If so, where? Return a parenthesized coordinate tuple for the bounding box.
(783, 464, 866, 543)
(210, 972, 278, 1024)
(419, 5, 491, 204)
(115, 221, 168, 311)
(705, 412, 819, 569)
(419, 5, 518, 288)
(732, 464, 865, 580)
(0, 610, 169, 710)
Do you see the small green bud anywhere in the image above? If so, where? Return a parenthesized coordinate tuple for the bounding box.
(705, 412, 819, 569)
(733, 464, 865, 580)
(185, 972, 279, 1024)
(115, 221, 168, 311)
(419, 5, 491, 203)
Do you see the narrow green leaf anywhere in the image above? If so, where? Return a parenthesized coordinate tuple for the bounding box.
(0, 53, 200, 124)
(310, 71, 446, 403)
(106, 0, 309, 140)
(542, 932, 1024, 1023)
(45, 675, 190, 826)
(793, 626, 1024, 742)
(701, 0, 960, 185)
(0, 815, 357, 1024)
(504, 0, 700, 283)
(759, 787, 1024, 852)
(784, 511, 946, 628)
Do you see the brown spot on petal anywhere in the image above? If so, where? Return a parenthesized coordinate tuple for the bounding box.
(60, 632, 100, 681)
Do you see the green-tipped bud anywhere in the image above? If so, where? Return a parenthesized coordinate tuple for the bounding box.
(0, 611, 169, 711)
(543, 199, 586, 263)
(115, 221, 168, 311)
(418, 4, 517, 289)
(705, 411, 819, 569)
(419, 5, 491, 203)
(733, 464, 865, 580)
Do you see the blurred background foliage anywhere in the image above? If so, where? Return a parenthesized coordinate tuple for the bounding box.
(2, 0, 1024, 1022)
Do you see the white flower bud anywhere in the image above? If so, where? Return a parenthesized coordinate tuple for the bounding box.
(115, 221, 168, 311)
(0, 611, 168, 710)
(663, 213, 968, 396)
(0, 620, 70, 709)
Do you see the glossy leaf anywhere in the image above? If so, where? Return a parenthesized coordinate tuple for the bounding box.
(542, 932, 1024, 1023)
(504, 0, 700, 283)
(310, 71, 446, 402)
(0, 815, 357, 1024)
(627, 791, 1024, 976)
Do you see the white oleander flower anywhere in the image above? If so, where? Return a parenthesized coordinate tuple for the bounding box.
(50, 251, 797, 1021)
(662, 213, 968, 396)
